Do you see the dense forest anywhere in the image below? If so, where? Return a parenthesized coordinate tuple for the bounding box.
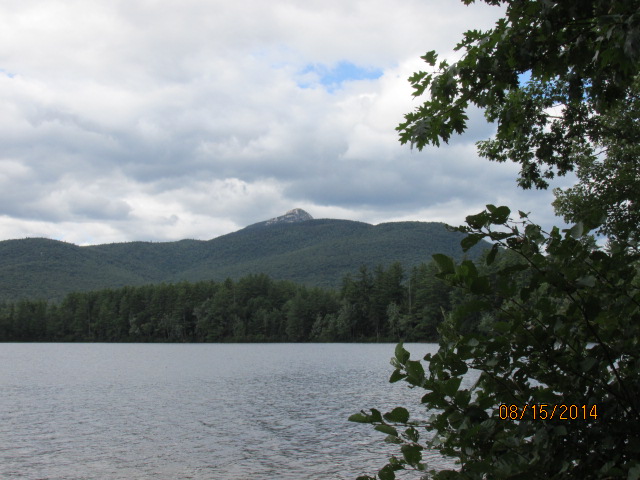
(0, 251, 518, 343)
(0, 219, 488, 303)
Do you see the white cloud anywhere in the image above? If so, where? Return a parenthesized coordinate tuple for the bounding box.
(0, 0, 573, 245)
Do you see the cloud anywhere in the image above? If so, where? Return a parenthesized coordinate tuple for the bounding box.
(0, 0, 573, 245)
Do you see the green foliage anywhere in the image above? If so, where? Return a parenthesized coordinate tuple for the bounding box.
(0, 261, 475, 343)
(355, 0, 640, 478)
(398, 0, 640, 190)
(553, 77, 640, 249)
(353, 209, 640, 478)
(0, 220, 488, 303)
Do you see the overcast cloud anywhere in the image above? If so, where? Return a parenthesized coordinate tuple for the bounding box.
(0, 0, 575, 245)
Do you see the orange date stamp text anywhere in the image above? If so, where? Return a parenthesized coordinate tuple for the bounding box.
(498, 404, 598, 420)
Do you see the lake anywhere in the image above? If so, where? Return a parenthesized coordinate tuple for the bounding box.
(0, 343, 454, 479)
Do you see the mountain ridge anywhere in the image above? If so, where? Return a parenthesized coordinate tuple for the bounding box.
(0, 212, 489, 302)
(243, 207, 315, 230)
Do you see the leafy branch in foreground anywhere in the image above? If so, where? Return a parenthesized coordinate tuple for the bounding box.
(352, 206, 640, 479)
(353, 0, 640, 478)
(398, 0, 640, 190)
(553, 76, 640, 250)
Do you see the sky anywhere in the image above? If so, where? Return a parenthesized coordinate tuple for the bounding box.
(0, 0, 577, 245)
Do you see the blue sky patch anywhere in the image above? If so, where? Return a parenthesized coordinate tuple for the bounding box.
(298, 61, 383, 92)
(518, 70, 531, 85)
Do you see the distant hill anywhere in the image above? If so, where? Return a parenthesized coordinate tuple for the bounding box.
(0, 209, 489, 302)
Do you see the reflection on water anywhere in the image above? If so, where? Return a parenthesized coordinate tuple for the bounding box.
(0, 343, 455, 479)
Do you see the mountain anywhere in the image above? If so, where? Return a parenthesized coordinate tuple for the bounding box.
(0, 210, 490, 302)
(243, 207, 314, 229)
(265, 208, 314, 225)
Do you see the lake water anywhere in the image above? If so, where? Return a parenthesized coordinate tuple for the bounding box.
(0, 343, 453, 479)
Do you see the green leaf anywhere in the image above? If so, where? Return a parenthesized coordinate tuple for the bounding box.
(486, 243, 499, 265)
(627, 462, 640, 480)
(378, 464, 397, 480)
(493, 321, 510, 333)
(421, 391, 447, 408)
(568, 222, 584, 239)
(457, 260, 479, 281)
(401, 444, 423, 466)
(435, 470, 462, 480)
(404, 427, 420, 442)
(432, 253, 455, 274)
(349, 413, 372, 423)
(580, 357, 597, 372)
(492, 206, 511, 224)
(384, 407, 410, 424)
(525, 223, 543, 243)
(384, 436, 403, 445)
(443, 377, 462, 397)
(576, 275, 596, 288)
(405, 360, 425, 385)
(455, 389, 471, 408)
(469, 276, 491, 295)
(465, 211, 490, 229)
(389, 369, 407, 383)
(421, 50, 438, 66)
(465, 405, 489, 424)
(349, 409, 383, 424)
(394, 343, 410, 364)
(369, 409, 383, 423)
(375, 424, 399, 436)
(554, 425, 568, 436)
(460, 234, 483, 252)
(453, 299, 491, 318)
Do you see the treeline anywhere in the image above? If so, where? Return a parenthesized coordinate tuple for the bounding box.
(0, 253, 518, 342)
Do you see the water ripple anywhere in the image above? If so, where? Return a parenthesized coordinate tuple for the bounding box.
(0, 343, 452, 479)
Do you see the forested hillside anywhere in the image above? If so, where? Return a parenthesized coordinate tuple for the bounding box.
(0, 251, 520, 343)
(0, 219, 489, 302)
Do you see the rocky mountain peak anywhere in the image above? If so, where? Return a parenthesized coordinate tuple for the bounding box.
(265, 208, 313, 226)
